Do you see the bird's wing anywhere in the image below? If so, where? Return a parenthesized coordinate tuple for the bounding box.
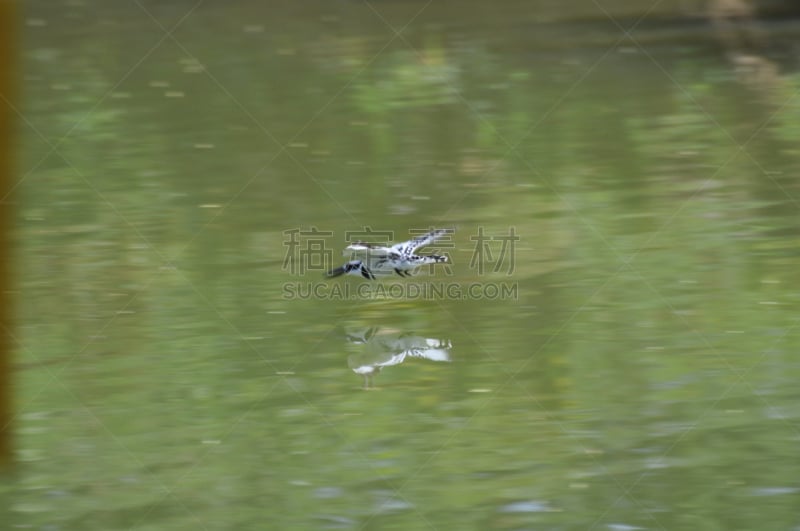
(343, 242, 392, 258)
(391, 228, 453, 256)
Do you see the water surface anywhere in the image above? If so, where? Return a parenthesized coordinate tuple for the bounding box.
(9, 1, 800, 529)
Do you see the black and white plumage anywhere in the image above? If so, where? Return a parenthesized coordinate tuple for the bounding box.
(326, 228, 451, 280)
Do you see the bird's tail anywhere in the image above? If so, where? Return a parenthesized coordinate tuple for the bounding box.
(421, 254, 449, 264)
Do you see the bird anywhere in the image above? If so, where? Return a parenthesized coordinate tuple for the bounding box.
(326, 228, 451, 280)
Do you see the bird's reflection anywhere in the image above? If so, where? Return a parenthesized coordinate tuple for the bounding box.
(343, 327, 452, 388)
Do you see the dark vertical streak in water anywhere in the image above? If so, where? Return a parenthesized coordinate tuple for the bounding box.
(0, 0, 16, 471)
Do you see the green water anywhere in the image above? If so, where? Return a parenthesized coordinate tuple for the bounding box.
(8, 1, 800, 529)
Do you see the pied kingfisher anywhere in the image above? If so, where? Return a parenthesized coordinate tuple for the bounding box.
(326, 228, 451, 280)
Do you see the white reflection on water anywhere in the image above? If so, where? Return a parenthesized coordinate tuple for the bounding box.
(343, 326, 452, 388)
(498, 500, 551, 513)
